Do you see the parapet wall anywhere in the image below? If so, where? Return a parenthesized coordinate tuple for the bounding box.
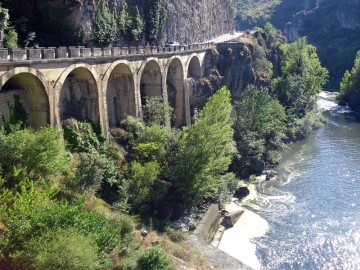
(0, 43, 214, 62)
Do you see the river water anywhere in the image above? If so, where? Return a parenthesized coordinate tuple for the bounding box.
(248, 93, 360, 270)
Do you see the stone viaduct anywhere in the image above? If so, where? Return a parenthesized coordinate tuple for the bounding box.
(0, 43, 213, 135)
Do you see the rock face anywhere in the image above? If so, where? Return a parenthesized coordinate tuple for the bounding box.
(282, 0, 360, 87)
(189, 33, 281, 108)
(54, 0, 232, 45)
(164, 0, 233, 45)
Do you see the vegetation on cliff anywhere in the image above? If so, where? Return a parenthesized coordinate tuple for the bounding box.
(339, 51, 360, 111)
(234, 0, 360, 88)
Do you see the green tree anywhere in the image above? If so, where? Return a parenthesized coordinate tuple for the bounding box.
(93, 3, 117, 46)
(0, 5, 18, 48)
(119, 4, 144, 43)
(340, 51, 360, 111)
(169, 87, 235, 206)
(233, 85, 287, 175)
(144, 0, 167, 45)
(271, 37, 328, 118)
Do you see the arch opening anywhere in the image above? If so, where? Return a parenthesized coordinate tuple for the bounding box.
(166, 58, 185, 127)
(59, 67, 99, 124)
(0, 73, 49, 128)
(188, 57, 201, 78)
(140, 60, 162, 107)
(106, 64, 135, 127)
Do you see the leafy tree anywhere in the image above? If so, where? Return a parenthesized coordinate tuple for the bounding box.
(169, 87, 235, 206)
(119, 4, 144, 43)
(340, 51, 360, 111)
(233, 85, 287, 175)
(3, 27, 18, 48)
(144, 0, 167, 45)
(271, 37, 328, 118)
(93, 3, 117, 46)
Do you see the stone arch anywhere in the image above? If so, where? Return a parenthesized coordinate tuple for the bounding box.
(187, 55, 202, 78)
(0, 68, 50, 128)
(103, 61, 136, 127)
(55, 64, 100, 125)
(165, 57, 186, 127)
(138, 58, 163, 113)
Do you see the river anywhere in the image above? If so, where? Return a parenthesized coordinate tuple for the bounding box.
(245, 92, 360, 269)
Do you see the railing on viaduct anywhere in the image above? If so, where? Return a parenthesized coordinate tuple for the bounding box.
(0, 43, 215, 62)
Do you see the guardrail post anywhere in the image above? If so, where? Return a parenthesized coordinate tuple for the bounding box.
(91, 48, 102, 57)
(80, 48, 91, 57)
(56, 47, 68, 58)
(0, 49, 9, 61)
(10, 48, 27, 61)
(112, 47, 120, 56)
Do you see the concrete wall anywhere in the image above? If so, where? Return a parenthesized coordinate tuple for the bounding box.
(0, 45, 210, 135)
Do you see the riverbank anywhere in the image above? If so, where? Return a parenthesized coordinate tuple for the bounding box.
(217, 181, 269, 270)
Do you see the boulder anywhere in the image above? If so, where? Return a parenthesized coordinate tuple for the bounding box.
(265, 170, 276, 181)
(234, 186, 250, 200)
(251, 160, 265, 174)
(141, 230, 148, 238)
(223, 210, 244, 227)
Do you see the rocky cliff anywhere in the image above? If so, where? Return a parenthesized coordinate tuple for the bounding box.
(188, 32, 281, 111)
(3, 0, 233, 47)
(283, 0, 360, 87)
(234, 0, 360, 88)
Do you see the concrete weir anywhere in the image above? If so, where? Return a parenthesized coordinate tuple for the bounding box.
(0, 43, 211, 133)
(190, 204, 253, 270)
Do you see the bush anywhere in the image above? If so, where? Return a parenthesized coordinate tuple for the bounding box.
(142, 96, 173, 126)
(216, 173, 239, 207)
(0, 126, 70, 179)
(62, 119, 105, 153)
(165, 227, 187, 242)
(70, 151, 119, 195)
(124, 161, 161, 212)
(134, 125, 177, 164)
(12, 227, 101, 270)
(137, 245, 172, 270)
(0, 180, 126, 262)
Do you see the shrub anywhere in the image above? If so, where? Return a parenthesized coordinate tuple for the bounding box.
(70, 151, 119, 195)
(12, 227, 101, 270)
(0, 126, 70, 179)
(216, 173, 239, 207)
(142, 96, 173, 126)
(0, 180, 126, 262)
(134, 124, 177, 164)
(62, 119, 105, 153)
(137, 245, 172, 270)
(165, 227, 187, 242)
(125, 161, 161, 212)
